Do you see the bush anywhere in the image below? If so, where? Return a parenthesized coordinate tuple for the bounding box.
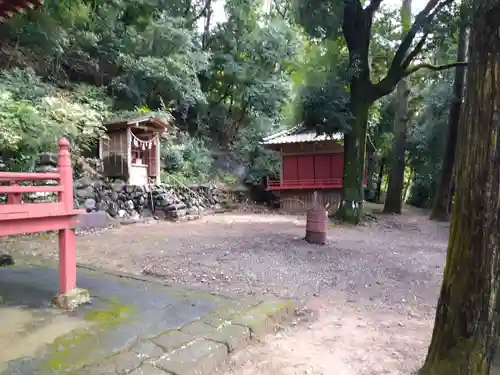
(160, 131, 213, 183)
(0, 68, 109, 171)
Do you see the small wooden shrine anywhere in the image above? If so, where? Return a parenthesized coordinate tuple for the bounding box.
(99, 115, 170, 185)
(262, 124, 369, 213)
(0, 0, 44, 22)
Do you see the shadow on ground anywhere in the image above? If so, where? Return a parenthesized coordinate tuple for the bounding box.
(0, 265, 243, 375)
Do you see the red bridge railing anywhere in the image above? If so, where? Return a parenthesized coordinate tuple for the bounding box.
(0, 138, 85, 296)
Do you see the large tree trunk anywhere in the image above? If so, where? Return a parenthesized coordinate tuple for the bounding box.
(376, 157, 385, 202)
(336, 87, 373, 224)
(383, 0, 412, 214)
(419, 1, 500, 373)
(383, 76, 410, 213)
(429, 16, 468, 221)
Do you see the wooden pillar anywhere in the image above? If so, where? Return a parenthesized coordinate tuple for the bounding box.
(155, 133, 161, 184)
(280, 147, 284, 188)
(126, 128, 132, 184)
(57, 137, 77, 294)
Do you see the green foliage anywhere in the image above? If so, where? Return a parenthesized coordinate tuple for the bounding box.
(0, 0, 464, 200)
(0, 0, 303, 184)
(200, 0, 302, 146)
(0, 68, 108, 171)
(406, 77, 454, 207)
(293, 0, 342, 39)
(161, 131, 213, 182)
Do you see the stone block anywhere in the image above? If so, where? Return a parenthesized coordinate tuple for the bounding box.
(253, 299, 296, 324)
(152, 330, 195, 353)
(79, 359, 117, 375)
(231, 311, 275, 339)
(230, 300, 296, 338)
(133, 340, 165, 360)
(181, 321, 250, 353)
(210, 324, 250, 353)
(129, 363, 170, 375)
(114, 351, 144, 374)
(73, 211, 110, 230)
(201, 300, 259, 328)
(39, 152, 57, 166)
(154, 338, 227, 375)
(52, 288, 91, 310)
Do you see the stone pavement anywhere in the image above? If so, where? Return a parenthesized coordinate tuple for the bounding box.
(0, 265, 297, 375)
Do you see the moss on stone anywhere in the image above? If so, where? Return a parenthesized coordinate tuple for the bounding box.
(40, 298, 136, 374)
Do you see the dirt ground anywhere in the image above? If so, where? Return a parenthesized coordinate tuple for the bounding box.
(3, 205, 450, 375)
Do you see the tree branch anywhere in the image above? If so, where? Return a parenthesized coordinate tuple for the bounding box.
(372, 0, 455, 99)
(388, 0, 453, 77)
(404, 61, 468, 77)
(342, 0, 365, 49)
(401, 0, 452, 70)
(186, 0, 211, 26)
(364, 0, 384, 18)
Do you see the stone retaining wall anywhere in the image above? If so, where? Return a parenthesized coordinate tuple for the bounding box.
(0, 152, 249, 222)
(75, 178, 240, 222)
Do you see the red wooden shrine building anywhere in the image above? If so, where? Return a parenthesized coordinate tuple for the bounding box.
(262, 125, 369, 213)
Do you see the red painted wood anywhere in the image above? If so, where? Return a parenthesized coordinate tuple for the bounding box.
(330, 153, 344, 179)
(314, 154, 332, 180)
(147, 145, 157, 177)
(0, 215, 84, 236)
(271, 150, 368, 191)
(0, 185, 64, 194)
(283, 155, 298, 181)
(0, 172, 60, 181)
(297, 155, 314, 181)
(267, 178, 342, 190)
(59, 228, 76, 294)
(0, 138, 83, 295)
(0, 202, 67, 219)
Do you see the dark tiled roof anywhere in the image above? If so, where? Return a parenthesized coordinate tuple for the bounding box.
(262, 124, 343, 145)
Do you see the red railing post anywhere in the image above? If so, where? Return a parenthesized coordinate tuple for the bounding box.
(7, 180, 22, 204)
(57, 137, 77, 294)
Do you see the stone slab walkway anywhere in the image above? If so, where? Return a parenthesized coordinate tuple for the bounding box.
(0, 265, 296, 375)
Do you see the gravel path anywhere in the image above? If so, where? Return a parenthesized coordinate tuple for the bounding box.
(3, 206, 450, 374)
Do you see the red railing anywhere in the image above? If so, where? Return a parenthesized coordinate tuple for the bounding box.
(267, 177, 369, 190)
(267, 178, 343, 190)
(0, 138, 86, 297)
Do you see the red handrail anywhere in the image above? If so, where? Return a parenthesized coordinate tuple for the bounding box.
(0, 138, 86, 297)
(267, 178, 343, 190)
(0, 171, 61, 182)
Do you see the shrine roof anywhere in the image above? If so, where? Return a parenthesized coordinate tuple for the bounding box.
(103, 115, 172, 133)
(262, 124, 343, 146)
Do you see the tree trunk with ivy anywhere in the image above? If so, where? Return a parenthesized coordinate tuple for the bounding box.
(429, 16, 468, 221)
(419, 1, 500, 373)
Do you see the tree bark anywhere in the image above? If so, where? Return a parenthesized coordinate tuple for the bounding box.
(419, 0, 500, 373)
(201, 0, 212, 50)
(383, 76, 410, 214)
(336, 87, 373, 224)
(376, 157, 385, 202)
(429, 16, 468, 221)
(383, 0, 412, 214)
